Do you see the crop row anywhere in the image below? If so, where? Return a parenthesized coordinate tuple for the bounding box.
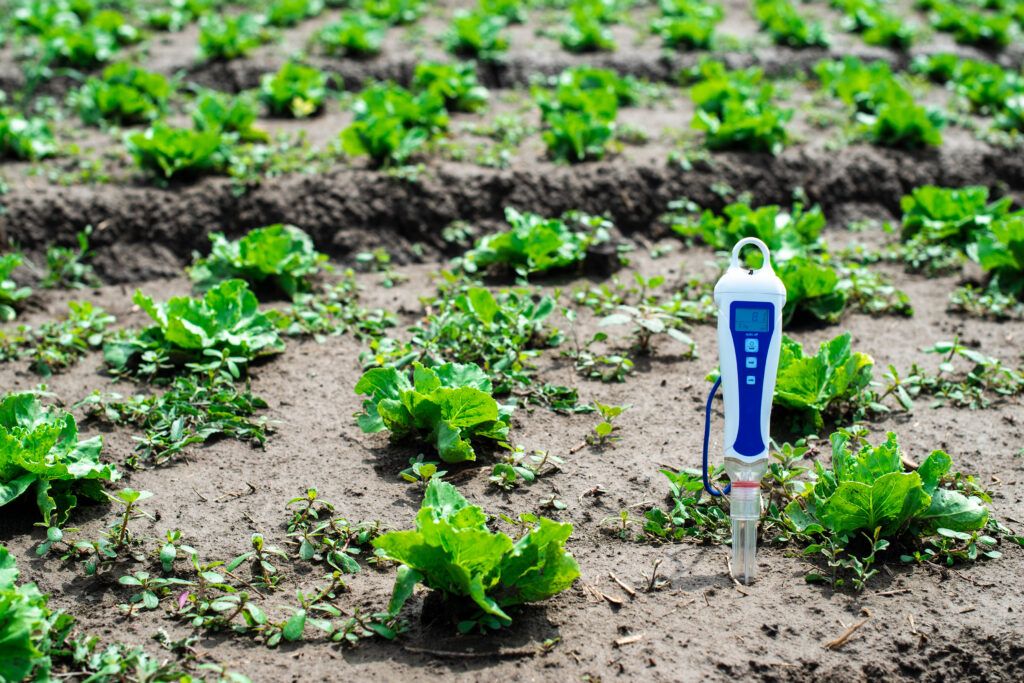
(5, 0, 1024, 82)
(1, 53, 1023, 191)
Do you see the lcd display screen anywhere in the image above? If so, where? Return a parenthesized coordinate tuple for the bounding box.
(734, 307, 770, 333)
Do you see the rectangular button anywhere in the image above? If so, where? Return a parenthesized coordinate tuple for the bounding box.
(744, 338, 759, 352)
(745, 356, 757, 368)
(746, 375, 756, 385)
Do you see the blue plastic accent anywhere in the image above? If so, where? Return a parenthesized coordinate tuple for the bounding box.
(702, 377, 730, 497)
(728, 301, 775, 458)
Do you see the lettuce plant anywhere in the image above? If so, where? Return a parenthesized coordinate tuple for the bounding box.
(126, 123, 226, 180)
(444, 10, 508, 60)
(553, 66, 647, 107)
(260, 62, 329, 118)
(373, 479, 579, 628)
(481, 0, 526, 23)
(141, 0, 215, 31)
(928, 1, 1013, 48)
(0, 254, 32, 322)
(0, 545, 74, 682)
(650, 0, 723, 49)
(560, 2, 616, 52)
(970, 212, 1024, 297)
(754, 0, 829, 48)
(314, 12, 386, 56)
(833, 0, 917, 48)
(774, 333, 874, 430)
(786, 429, 989, 540)
(104, 279, 285, 376)
(669, 200, 826, 262)
(70, 62, 171, 126)
(412, 62, 488, 113)
(694, 98, 791, 153)
(859, 94, 943, 149)
(265, 0, 324, 27)
(816, 57, 943, 147)
(191, 90, 269, 142)
(913, 56, 1024, 130)
(688, 61, 768, 116)
(364, 0, 424, 24)
(340, 83, 448, 166)
(355, 361, 510, 463)
(462, 207, 610, 278)
(189, 224, 326, 297)
(687, 61, 791, 153)
(900, 184, 1012, 249)
(0, 393, 119, 529)
(535, 84, 618, 162)
(198, 13, 270, 61)
(0, 109, 57, 160)
(777, 257, 847, 324)
(35, 10, 139, 68)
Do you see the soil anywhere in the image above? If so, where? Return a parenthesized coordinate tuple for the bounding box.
(1, 238, 1023, 682)
(3, 2, 1024, 681)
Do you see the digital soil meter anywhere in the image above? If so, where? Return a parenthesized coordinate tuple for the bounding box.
(701, 237, 787, 584)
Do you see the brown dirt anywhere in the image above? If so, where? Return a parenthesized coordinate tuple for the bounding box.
(1, 232, 1023, 682)
(5, 138, 1024, 283)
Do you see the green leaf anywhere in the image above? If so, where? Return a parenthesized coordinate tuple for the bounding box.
(917, 450, 952, 494)
(915, 488, 988, 533)
(387, 565, 422, 617)
(819, 472, 930, 536)
(282, 609, 306, 642)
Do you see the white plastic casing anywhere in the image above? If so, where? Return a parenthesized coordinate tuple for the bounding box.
(713, 238, 786, 464)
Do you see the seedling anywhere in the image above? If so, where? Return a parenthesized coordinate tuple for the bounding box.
(160, 529, 197, 572)
(489, 447, 562, 490)
(77, 373, 269, 467)
(598, 304, 697, 357)
(108, 488, 154, 553)
(400, 455, 446, 485)
(0, 253, 31, 322)
(587, 401, 630, 446)
(228, 534, 289, 590)
(260, 62, 329, 118)
(1, 301, 114, 376)
(285, 488, 382, 573)
(642, 469, 731, 543)
(118, 571, 193, 615)
(41, 226, 101, 289)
